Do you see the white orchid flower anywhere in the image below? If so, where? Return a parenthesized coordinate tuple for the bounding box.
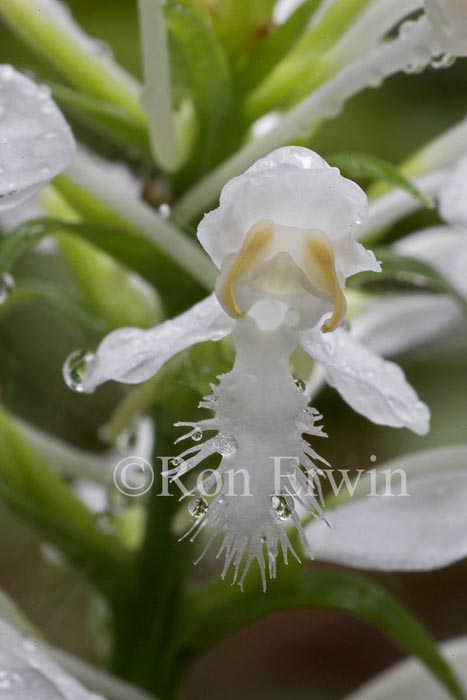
(345, 635, 467, 700)
(0, 65, 75, 213)
(66, 147, 429, 588)
(0, 618, 106, 700)
(424, 0, 467, 57)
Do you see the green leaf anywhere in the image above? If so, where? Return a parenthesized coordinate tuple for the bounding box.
(201, 0, 276, 56)
(0, 406, 134, 604)
(0, 279, 109, 337)
(239, 0, 322, 91)
(349, 247, 467, 313)
(184, 570, 466, 700)
(248, 0, 370, 115)
(0, 217, 202, 317)
(50, 83, 150, 154)
(167, 2, 235, 178)
(0, 0, 145, 124)
(328, 152, 435, 208)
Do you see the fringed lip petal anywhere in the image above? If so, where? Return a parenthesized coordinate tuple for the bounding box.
(82, 293, 234, 393)
(0, 65, 76, 211)
(306, 445, 467, 572)
(300, 325, 430, 435)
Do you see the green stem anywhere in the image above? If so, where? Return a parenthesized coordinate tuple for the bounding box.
(111, 461, 188, 698)
(173, 16, 437, 224)
(0, 0, 145, 125)
(137, 0, 181, 172)
(63, 149, 217, 289)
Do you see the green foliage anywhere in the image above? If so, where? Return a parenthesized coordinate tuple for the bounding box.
(328, 152, 435, 208)
(185, 569, 466, 700)
(349, 247, 467, 314)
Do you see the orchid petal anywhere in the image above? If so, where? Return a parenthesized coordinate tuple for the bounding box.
(396, 225, 467, 299)
(306, 445, 467, 571)
(0, 65, 75, 212)
(300, 326, 430, 434)
(438, 156, 467, 229)
(351, 293, 463, 357)
(424, 0, 467, 57)
(82, 294, 233, 393)
(198, 146, 369, 276)
(0, 618, 102, 700)
(346, 636, 467, 700)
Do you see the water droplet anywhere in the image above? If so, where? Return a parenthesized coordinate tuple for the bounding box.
(0, 668, 63, 699)
(404, 63, 425, 75)
(0, 65, 15, 81)
(369, 68, 384, 88)
(192, 429, 203, 442)
(189, 497, 208, 518)
(294, 378, 306, 392)
(44, 131, 57, 140)
(95, 514, 114, 534)
(41, 167, 51, 176)
(217, 434, 237, 457)
(91, 39, 114, 59)
(62, 349, 95, 393)
(37, 84, 51, 99)
(22, 636, 38, 653)
(431, 53, 456, 69)
(171, 457, 181, 467)
(370, 454, 377, 463)
(158, 203, 171, 219)
(117, 427, 138, 452)
(40, 101, 54, 115)
(0, 272, 14, 304)
(271, 492, 294, 520)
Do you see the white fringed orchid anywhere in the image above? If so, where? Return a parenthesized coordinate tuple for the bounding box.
(424, 0, 467, 57)
(345, 635, 467, 700)
(72, 147, 430, 588)
(0, 65, 75, 212)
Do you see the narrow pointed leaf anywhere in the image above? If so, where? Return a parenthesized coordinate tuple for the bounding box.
(185, 571, 465, 700)
(328, 152, 435, 208)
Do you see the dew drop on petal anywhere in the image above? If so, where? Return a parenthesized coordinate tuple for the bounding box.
(0, 272, 14, 304)
(217, 434, 238, 457)
(116, 425, 138, 452)
(192, 429, 203, 442)
(62, 349, 95, 393)
(294, 378, 306, 392)
(431, 53, 456, 69)
(189, 497, 208, 518)
(370, 454, 377, 463)
(271, 492, 294, 520)
(95, 514, 114, 534)
(22, 636, 38, 653)
(404, 63, 425, 74)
